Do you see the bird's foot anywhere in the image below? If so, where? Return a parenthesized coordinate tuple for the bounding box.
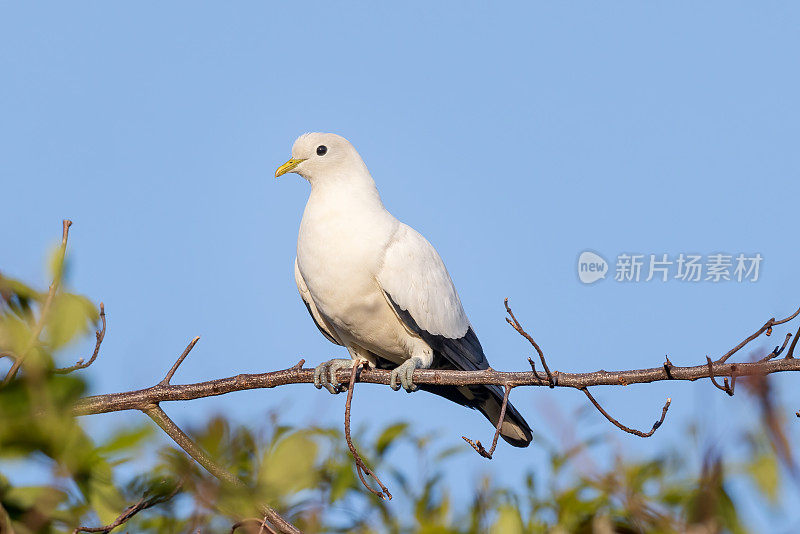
(390, 357, 424, 392)
(313, 358, 353, 394)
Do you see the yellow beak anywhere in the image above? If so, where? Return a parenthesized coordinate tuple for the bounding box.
(275, 158, 306, 178)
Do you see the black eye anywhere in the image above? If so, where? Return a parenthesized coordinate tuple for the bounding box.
(316, 145, 327, 156)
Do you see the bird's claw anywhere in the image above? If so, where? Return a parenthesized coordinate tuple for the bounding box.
(390, 357, 422, 392)
(313, 359, 352, 394)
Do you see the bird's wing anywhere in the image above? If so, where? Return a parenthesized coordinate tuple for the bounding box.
(295, 257, 343, 346)
(377, 224, 488, 370)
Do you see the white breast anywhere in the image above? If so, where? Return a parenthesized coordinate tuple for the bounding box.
(296, 184, 404, 354)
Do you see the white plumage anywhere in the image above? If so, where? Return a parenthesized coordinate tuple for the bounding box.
(378, 223, 469, 339)
(277, 133, 531, 447)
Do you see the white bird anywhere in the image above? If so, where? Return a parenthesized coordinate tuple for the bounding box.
(276, 133, 532, 447)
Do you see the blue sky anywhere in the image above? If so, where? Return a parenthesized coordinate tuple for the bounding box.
(2, 1, 799, 529)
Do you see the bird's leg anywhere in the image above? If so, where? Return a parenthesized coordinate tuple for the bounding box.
(313, 359, 353, 394)
(390, 346, 433, 392)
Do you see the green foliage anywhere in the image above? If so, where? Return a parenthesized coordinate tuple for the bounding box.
(0, 244, 793, 533)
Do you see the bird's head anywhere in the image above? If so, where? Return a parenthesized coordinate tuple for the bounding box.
(275, 132, 367, 183)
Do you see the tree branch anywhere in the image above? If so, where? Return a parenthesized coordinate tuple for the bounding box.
(55, 302, 106, 374)
(716, 306, 800, 364)
(3, 219, 72, 385)
(73, 356, 800, 417)
(343, 360, 392, 500)
(505, 298, 554, 387)
(72, 484, 180, 534)
(581, 388, 671, 438)
(160, 336, 200, 385)
(788, 324, 800, 359)
(706, 356, 734, 396)
(462, 384, 512, 458)
(761, 332, 792, 362)
(230, 517, 278, 534)
(71, 299, 799, 467)
(143, 404, 241, 487)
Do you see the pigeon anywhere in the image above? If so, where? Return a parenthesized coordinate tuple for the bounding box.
(276, 133, 532, 447)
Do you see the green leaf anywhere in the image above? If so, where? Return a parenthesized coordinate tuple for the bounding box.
(329, 460, 357, 503)
(748, 452, 780, 503)
(375, 422, 409, 457)
(490, 505, 524, 534)
(98, 425, 155, 456)
(259, 431, 319, 496)
(46, 293, 98, 349)
(0, 313, 32, 355)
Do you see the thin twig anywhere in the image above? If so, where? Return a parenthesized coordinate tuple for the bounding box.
(161, 336, 201, 385)
(716, 306, 800, 364)
(462, 385, 512, 459)
(787, 325, 800, 359)
(760, 333, 792, 362)
(726, 368, 738, 396)
(3, 219, 72, 385)
(582, 388, 671, 437)
(343, 359, 392, 500)
(230, 517, 278, 534)
(55, 303, 107, 374)
(663, 356, 674, 379)
(706, 357, 733, 396)
(505, 298, 554, 387)
(143, 404, 240, 486)
(72, 484, 180, 533)
(526, 357, 546, 384)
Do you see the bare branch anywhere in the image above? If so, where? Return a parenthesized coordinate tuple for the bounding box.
(3, 219, 72, 385)
(582, 388, 671, 438)
(55, 302, 107, 374)
(505, 298, 554, 387)
(143, 404, 240, 487)
(706, 357, 734, 396)
(663, 356, 674, 379)
(343, 360, 392, 500)
(716, 306, 800, 364)
(462, 384, 512, 458)
(526, 357, 546, 384)
(73, 355, 800, 417)
(72, 484, 180, 533)
(161, 336, 201, 385)
(230, 517, 278, 534)
(760, 332, 792, 362)
(788, 325, 800, 359)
